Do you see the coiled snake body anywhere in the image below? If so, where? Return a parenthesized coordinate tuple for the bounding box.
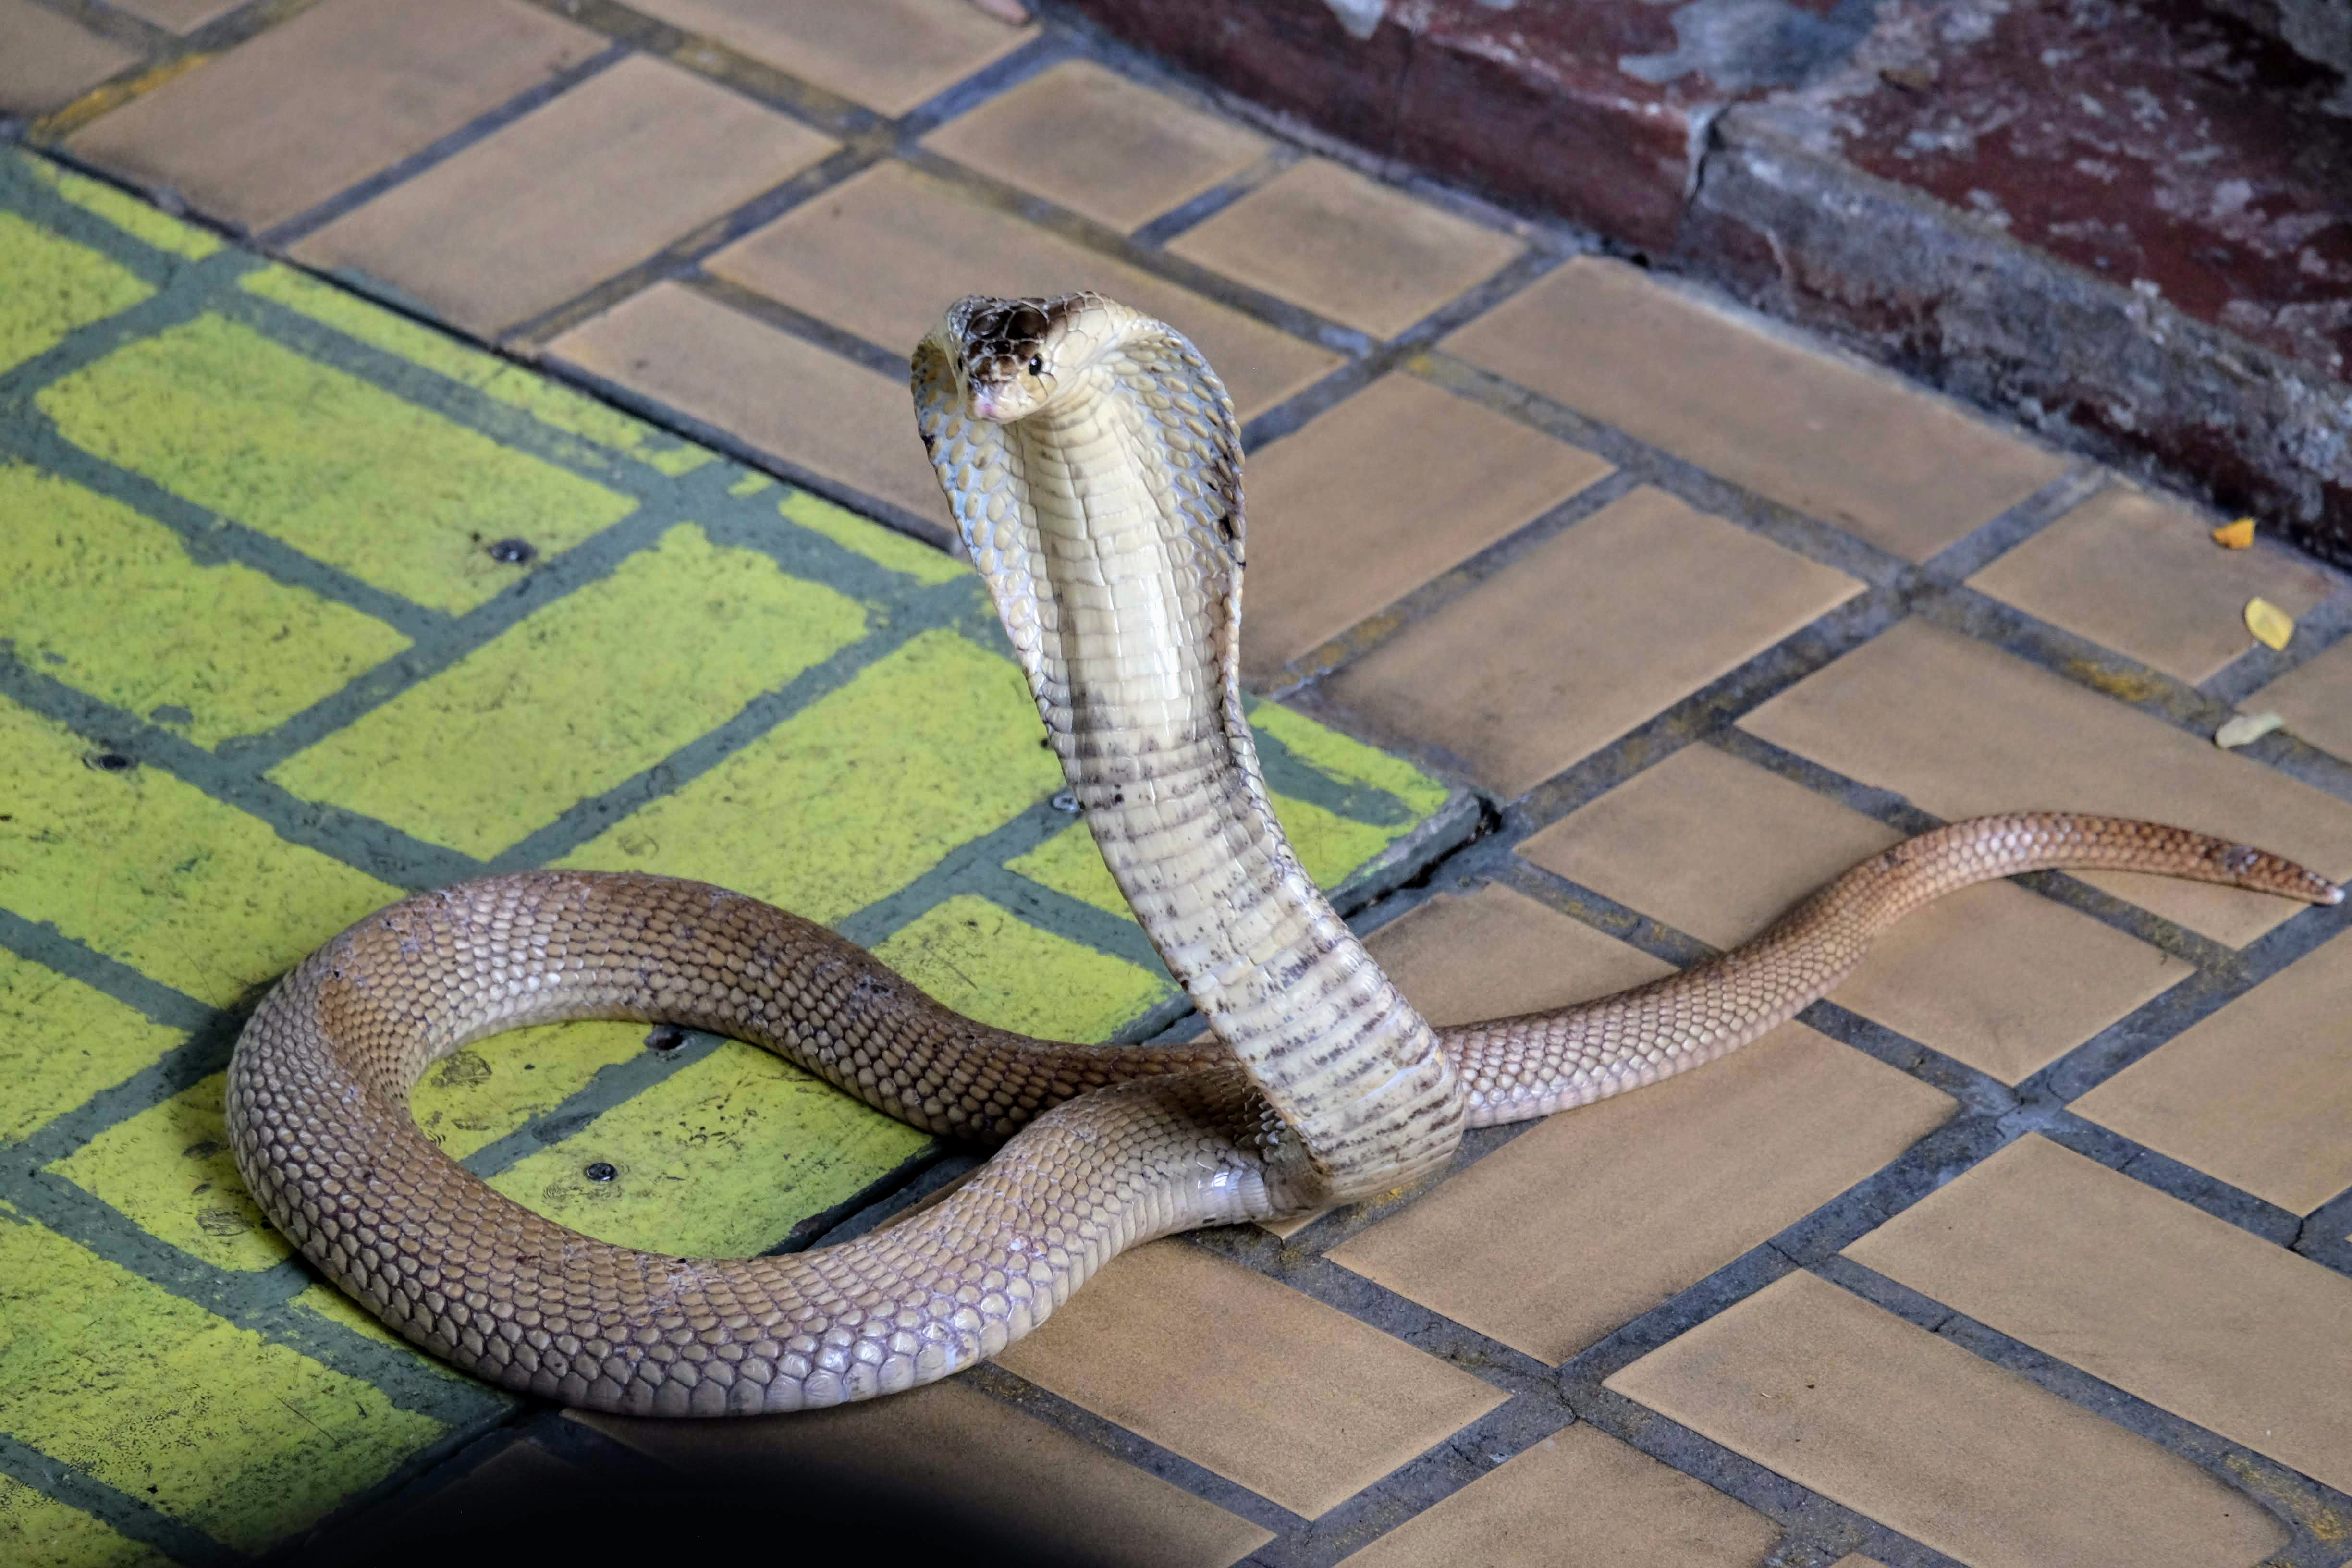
(227, 294, 2341, 1416)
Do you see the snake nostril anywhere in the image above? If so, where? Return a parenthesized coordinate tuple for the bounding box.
(643, 1025, 686, 1053)
(486, 537, 538, 565)
(584, 1162, 618, 1183)
(85, 751, 135, 772)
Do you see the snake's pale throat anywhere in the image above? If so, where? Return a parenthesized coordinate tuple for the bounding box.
(225, 291, 2343, 1416)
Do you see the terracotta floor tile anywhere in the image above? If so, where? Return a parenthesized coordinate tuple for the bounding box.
(547, 282, 947, 527)
(705, 160, 1337, 416)
(2244, 633, 2352, 762)
(1442, 259, 2069, 560)
(571, 1379, 1271, 1567)
(1250, 882, 1666, 1243)
(1739, 619, 2352, 946)
(629, 0, 1034, 117)
(1606, 1272, 2289, 1568)
(64, 0, 605, 233)
(1967, 486, 2336, 684)
(1849, 1135, 2352, 1494)
(1519, 745, 2193, 1084)
(1366, 884, 1676, 1028)
(1323, 487, 1860, 799)
(105, 0, 245, 31)
(295, 57, 834, 335)
(2072, 935, 2352, 1214)
(921, 59, 1267, 233)
(996, 1241, 1505, 1519)
(0, 0, 139, 116)
(1335, 1423, 1780, 1568)
(1167, 159, 1523, 340)
(1333, 1017, 1951, 1364)
(1239, 376, 1610, 680)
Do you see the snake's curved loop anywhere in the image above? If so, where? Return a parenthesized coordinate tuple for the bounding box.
(226, 294, 2342, 1416)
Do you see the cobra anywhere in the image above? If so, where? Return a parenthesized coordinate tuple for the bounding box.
(226, 292, 2341, 1416)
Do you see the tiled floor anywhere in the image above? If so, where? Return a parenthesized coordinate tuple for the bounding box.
(5, 2, 2352, 1566)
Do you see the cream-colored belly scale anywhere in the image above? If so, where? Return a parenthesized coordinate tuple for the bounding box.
(226, 294, 2340, 1416)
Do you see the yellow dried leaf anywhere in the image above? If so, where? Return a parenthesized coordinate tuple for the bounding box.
(2211, 517, 2255, 548)
(2244, 597, 2294, 651)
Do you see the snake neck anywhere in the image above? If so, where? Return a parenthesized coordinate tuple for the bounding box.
(919, 300, 1464, 1199)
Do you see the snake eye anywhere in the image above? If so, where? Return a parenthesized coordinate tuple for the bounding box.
(1027, 355, 1046, 377)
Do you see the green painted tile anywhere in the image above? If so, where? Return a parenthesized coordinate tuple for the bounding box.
(0, 697, 402, 1007)
(18, 150, 219, 263)
(409, 1020, 651, 1162)
(1251, 701, 1450, 874)
(269, 523, 867, 858)
(49, 1072, 285, 1273)
(0, 951, 184, 1145)
(486, 1041, 931, 1258)
(0, 1199, 449, 1554)
(0, 1474, 164, 1568)
(0, 212, 150, 375)
(4, 464, 411, 747)
(38, 314, 637, 614)
(239, 265, 710, 476)
(780, 489, 966, 585)
(875, 894, 1174, 1041)
(557, 627, 1062, 925)
(1004, 816, 1129, 917)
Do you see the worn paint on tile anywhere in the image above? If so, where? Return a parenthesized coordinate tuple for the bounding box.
(487, 1041, 932, 1257)
(555, 629, 1063, 924)
(50, 1071, 290, 1273)
(0, 1200, 453, 1554)
(779, 490, 967, 585)
(0, 697, 402, 1006)
(20, 152, 219, 262)
(270, 523, 868, 857)
(39, 313, 639, 614)
(6, 464, 413, 747)
(409, 1021, 653, 1162)
(0, 1472, 162, 1567)
(239, 264, 712, 476)
(873, 894, 1175, 1040)
(0, 951, 185, 1145)
(0, 213, 152, 374)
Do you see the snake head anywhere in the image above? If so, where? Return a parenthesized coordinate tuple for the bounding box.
(932, 293, 1108, 422)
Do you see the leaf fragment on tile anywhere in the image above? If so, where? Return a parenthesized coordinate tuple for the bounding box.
(2214, 711, 2285, 749)
(2211, 517, 2255, 549)
(2244, 597, 2294, 651)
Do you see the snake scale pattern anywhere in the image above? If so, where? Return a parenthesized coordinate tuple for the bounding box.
(226, 293, 2342, 1416)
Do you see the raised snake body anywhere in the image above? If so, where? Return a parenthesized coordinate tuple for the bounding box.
(226, 293, 2341, 1416)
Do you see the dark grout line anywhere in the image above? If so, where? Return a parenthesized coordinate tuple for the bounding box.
(1126, 144, 1303, 248)
(2022, 890, 2349, 1104)
(681, 270, 911, 380)
(0, 650, 484, 891)
(500, 138, 893, 348)
(2203, 583, 2352, 708)
(1251, 469, 1643, 700)
(1406, 348, 1915, 590)
(2032, 1111, 2305, 1246)
(1916, 461, 2106, 584)
(534, 351, 959, 551)
(0, 907, 220, 1036)
(256, 44, 634, 248)
(0, 1430, 244, 1568)
(959, 1363, 1310, 1540)
(1813, 1257, 2352, 1568)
